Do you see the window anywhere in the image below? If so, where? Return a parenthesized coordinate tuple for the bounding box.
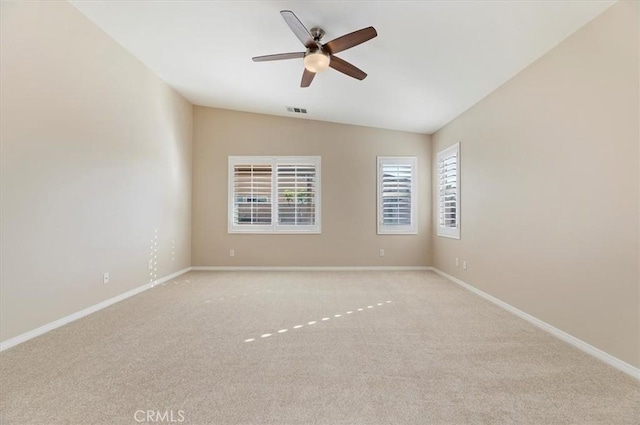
(377, 156, 417, 234)
(228, 156, 320, 233)
(437, 143, 460, 239)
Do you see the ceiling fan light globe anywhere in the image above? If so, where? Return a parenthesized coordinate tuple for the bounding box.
(304, 52, 330, 73)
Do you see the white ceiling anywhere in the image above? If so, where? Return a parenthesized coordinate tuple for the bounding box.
(70, 0, 614, 134)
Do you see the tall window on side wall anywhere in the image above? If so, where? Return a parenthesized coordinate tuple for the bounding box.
(228, 156, 320, 234)
(377, 156, 418, 234)
(437, 143, 460, 239)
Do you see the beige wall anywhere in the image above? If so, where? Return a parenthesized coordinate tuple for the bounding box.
(0, 1, 193, 341)
(432, 1, 639, 367)
(192, 107, 431, 267)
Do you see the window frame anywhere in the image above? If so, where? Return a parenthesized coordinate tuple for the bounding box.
(377, 156, 418, 235)
(436, 143, 460, 239)
(228, 156, 321, 234)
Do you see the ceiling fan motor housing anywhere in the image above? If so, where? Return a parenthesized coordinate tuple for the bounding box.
(310, 27, 325, 42)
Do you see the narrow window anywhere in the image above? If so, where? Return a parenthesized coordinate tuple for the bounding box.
(377, 157, 417, 234)
(437, 143, 460, 239)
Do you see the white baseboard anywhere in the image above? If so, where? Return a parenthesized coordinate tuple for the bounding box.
(430, 267, 640, 380)
(0, 267, 192, 352)
(191, 266, 431, 271)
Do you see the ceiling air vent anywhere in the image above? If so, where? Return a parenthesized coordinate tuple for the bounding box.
(287, 106, 307, 114)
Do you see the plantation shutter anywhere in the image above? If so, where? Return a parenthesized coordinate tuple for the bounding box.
(438, 153, 457, 227)
(437, 143, 460, 238)
(381, 164, 412, 226)
(377, 157, 417, 234)
(277, 163, 317, 227)
(232, 164, 272, 226)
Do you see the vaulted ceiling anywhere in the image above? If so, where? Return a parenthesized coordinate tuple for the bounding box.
(71, 1, 614, 134)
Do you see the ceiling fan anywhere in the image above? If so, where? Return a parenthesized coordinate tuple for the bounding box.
(252, 10, 377, 88)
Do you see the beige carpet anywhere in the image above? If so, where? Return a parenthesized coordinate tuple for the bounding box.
(1, 271, 638, 424)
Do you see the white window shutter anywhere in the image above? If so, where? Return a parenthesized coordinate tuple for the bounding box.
(437, 143, 460, 239)
(231, 163, 272, 227)
(277, 163, 318, 227)
(377, 157, 418, 234)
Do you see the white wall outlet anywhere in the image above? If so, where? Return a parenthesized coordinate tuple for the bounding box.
(463, 260, 468, 270)
(103, 272, 109, 284)
(379, 249, 385, 257)
(147, 260, 153, 270)
(455, 258, 459, 267)
(229, 249, 235, 257)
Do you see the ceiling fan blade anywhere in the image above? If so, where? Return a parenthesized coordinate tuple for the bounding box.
(301, 68, 315, 87)
(324, 27, 377, 54)
(252, 52, 305, 62)
(280, 10, 316, 49)
(329, 55, 367, 80)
